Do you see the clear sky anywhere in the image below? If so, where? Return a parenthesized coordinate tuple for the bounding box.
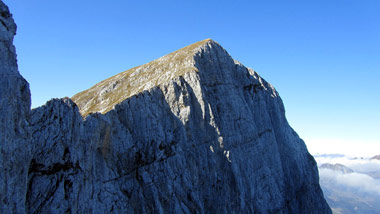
(4, 0, 380, 156)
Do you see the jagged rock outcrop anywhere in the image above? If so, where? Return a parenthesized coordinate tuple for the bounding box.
(0, 1, 31, 213)
(0, 1, 331, 212)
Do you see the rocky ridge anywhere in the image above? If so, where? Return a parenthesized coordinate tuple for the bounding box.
(0, 1, 331, 213)
(72, 39, 212, 116)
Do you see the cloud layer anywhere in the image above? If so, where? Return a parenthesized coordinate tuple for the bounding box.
(315, 154, 380, 214)
(315, 154, 380, 173)
(319, 168, 380, 195)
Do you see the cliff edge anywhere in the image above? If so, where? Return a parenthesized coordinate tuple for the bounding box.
(0, 1, 31, 213)
(0, 1, 331, 213)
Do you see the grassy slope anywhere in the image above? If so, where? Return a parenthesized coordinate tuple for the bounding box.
(72, 39, 212, 116)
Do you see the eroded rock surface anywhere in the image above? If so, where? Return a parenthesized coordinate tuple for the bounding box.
(28, 40, 331, 213)
(0, 1, 31, 213)
(0, 1, 331, 213)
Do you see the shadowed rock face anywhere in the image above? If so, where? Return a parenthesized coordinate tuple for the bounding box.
(0, 1, 31, 213)
(0, 1, 331, 213)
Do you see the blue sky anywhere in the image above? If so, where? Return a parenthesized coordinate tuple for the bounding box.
(4, 0, 380, 156)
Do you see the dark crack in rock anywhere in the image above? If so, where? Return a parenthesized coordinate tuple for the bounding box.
(0, 1, 331, 213)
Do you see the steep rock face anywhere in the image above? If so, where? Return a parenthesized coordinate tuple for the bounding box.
(72, 39, 215, 116)
(0, 1, 331, 212)
(0, 2, 31, 213)
(27, 40, 331, 213)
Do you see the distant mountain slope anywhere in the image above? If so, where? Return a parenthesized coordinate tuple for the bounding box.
(316, 154, 380, 214)
(320, 163, 354, 174)
(365, 171, 380, 179)
(319, 170, 380, 214)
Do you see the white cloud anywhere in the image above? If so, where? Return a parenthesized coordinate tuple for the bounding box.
(316, 153, 380, 212)
(314, 154, 380, 173)
(319, 168, 380, 196)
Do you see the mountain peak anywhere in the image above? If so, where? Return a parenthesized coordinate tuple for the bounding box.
(320, 163, 354, 174)
(1, 0, 332, 211)
(192, 38, 217, 46)
(72, 39, 230, 116)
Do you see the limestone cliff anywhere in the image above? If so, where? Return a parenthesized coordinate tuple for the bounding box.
(0, 1, 31, 213)
(0, 1, 331, 213)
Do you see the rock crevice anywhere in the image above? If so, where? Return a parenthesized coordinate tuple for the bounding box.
(0, 1, 331, 213)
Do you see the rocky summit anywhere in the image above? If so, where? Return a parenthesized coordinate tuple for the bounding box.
(0, 1, 331, 213)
